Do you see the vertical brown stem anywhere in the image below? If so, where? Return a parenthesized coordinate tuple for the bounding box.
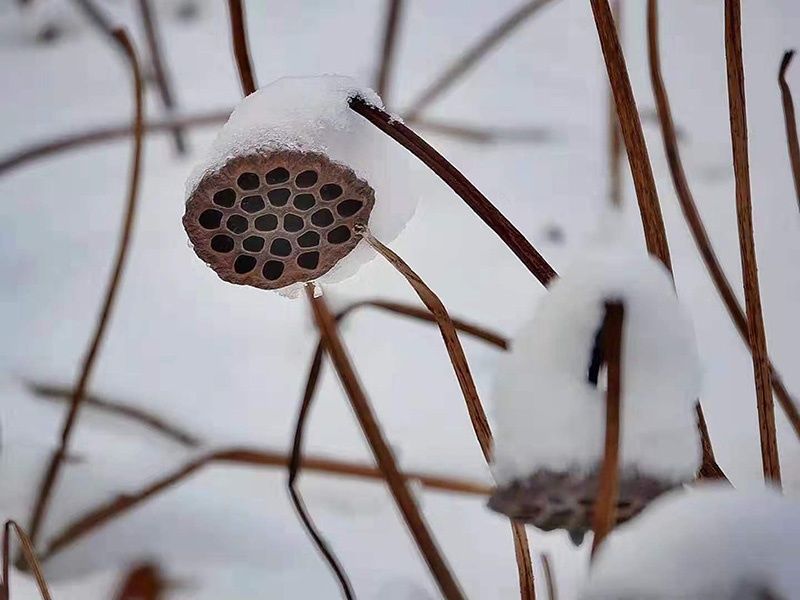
(541, 553, 558, 600)
(349, 97, 557, 286)
(724, 0, 781, 484)
(607, 0, 623, 207)
(779, 50, 800, 212)
(136, 0, 186, 154)
(375, 0, 403, 103)
(24, 28, 144, 551)
(590, 0, 672, 271)
(3, 521, 53, 600)
(307, 288, 465, 600)
(227, 0, 257, 95)
(647, 0, 800, 442)
(590, 302, 624, 557)
(363, 232, 535, 599)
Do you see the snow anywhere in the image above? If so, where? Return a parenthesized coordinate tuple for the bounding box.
(492, 215, 702, 485)
(187, 75, 418, 294)
(582, 483, 800, 599)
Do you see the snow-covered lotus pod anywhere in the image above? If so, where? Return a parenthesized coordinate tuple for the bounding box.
(582, 484, 799, 599)
(487, 227, 702, 543)
(183, 76, 416, 295)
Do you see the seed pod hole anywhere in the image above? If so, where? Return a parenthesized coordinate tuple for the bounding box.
(226, 214, 248, 234)
(213, 189, 236, 208)
(237, 172, 260, 190)
(241, 195, 265, 213)
(267, 188, 291, 207)
(242, 236, 265, 252)
(284, 214, 304, 233)
(234, 255, 257, 274)
(297, 231, 320, 248)
(320, 183, 343, 201)
(265, 167, 290, 184)
(270, 238, 292, 257)
(295, 170, 318, 188)
(210, 234, 234, 253)
(198, 209, 222, 229)
(327, 225, 352, 244)
(336, 199, 363, 217)
(298, 252, 320, 270)
(311, 208, 334, 227)
(262, 260, 284, 281)
(255, 214, 278, 232)
(293, 193, 316, 211)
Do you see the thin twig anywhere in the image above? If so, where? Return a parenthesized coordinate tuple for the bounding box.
(724, 0, 781, 484)
(349, 96, 557, 286)
(24, 28, 145, 551)
(646, 0, 800, 441)
(411, 118, 554, 144)
(541, 553, 558, 600)
(28, 382, 201, 448)
(307, 288, 465, 599)
(3, 521, 53, 600)
(590, 0, 672, 270)
(607, 0, 624, 207)
(39, 445, 490, 562)
(590, 301, 624, 557)
(403, 0, 558, 120)
(136, 0, 186, 154)
(112, 563, 166, 600)
(227, 0, 257, 95)
(778, 50, 800, 212)
(375, 0, 403, 103)
(362, 232, 535, 599)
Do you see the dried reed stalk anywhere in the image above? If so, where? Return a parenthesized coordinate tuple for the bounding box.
(779, 50, 800, 211)
(695, 404, 728, 481)
(362, 232, 535, 599)
(541, 553, 558, 600)
(375, 0, 403, 102)
(589, 0, 672, 271)
(306, 288, 465, 600)
(2, 521, 53, 600)
(403, 0, 558, 120)
(724, 0, 781, 483)
(227, 0, 257, 95)
(25, 27, 145, 551)
(647, 0, 800, 441)
(136, 0, 186, 154)
(607, 0, 624, 207)
(590, 301, 624, 557)
(349, 96, 557, 286)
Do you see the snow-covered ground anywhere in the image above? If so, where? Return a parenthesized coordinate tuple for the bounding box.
(1, 0, 798, 598)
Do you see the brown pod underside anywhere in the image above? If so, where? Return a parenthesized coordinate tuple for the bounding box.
(487, 468, 679, 543)
(184, 150, 375, 290)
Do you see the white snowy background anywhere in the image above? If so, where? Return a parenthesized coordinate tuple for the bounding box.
(0, 0, 798, 598)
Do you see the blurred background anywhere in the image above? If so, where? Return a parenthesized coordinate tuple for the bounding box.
(1, 0, 798, 597)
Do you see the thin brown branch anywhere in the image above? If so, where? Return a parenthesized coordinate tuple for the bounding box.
(112, 563, 166, 600)
(39, 445, 490, 562)
(375, 0, 403, 103)
(0, 110, 229, 177)
(3, 521, 53, 600)
(403, 0, 558, 120)
(590, 301, 624, 557)
(646, 0, 800, 442)
(695, 403, 728, 481)
(25, 28, 145, 551)
(590, 0, 672, 271)
(306, 288, 465, 599)
(362, 233, 534, 599)
(349, 96, 557, 286)
(779, 50, 800, 212)
(541, 552, 558, 600)
(136, 0, 186, 154)
(28, 382, 201, 448)
(724, 0, 781, 484)
(410, 118, 554, 144)
(607, 0, 624, 207)
(227, 0, 257, 95)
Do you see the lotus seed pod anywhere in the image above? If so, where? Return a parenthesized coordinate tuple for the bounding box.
(184, 76, 416, 295)
(488, 224, 702, 541)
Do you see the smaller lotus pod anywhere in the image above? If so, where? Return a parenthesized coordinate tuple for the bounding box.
(184, 76, 416, 296)
(488, 222, 702, 542)
(582, 484, 799, 599)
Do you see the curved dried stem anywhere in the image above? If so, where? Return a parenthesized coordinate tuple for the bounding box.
(541, 552, 558, 600)
(779, 50, 800, 212)
(590, 302, 624, 557)
(375, 0, 404, 103)
(403, 0, 557, 120)
(724, 0, 781, 483)
(349, 96, 557, 286)
(227, 0, 257, 95)
(647, 0, 800, 442)
(24, 28, 145, 551)
(3, 521, 53, 600)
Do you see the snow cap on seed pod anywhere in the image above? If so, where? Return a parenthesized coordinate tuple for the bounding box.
(582, 483, 799, 599)
(488, 218, 702, 543)
(184, 76, 417, 297)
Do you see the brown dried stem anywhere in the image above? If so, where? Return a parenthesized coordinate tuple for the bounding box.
(779, 50, 800, 212)
(136, 0, 186, 154)
(375, 0, 403, 103)
(25, 28, 145, 551)
(541, 553, 558, 600)
(3, 521, 53, 600)
(403, 0, 558, 120)
(39, 445, 489, 562)
(362, 232, 535, 599)
(306, 288, 465, 600)
(227, 0, 257, 95)
(349, 96, 557, 286)
(607, 0, 624, 207)
(590, 301, 624, 557)
(724, 0, 781, 483)
(647, 0, 800, 442)
(589, 0, 672, 270)
(695, 404, 727, 481)
(28, 382, 201, 448)
(112, 563, 166, 600)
